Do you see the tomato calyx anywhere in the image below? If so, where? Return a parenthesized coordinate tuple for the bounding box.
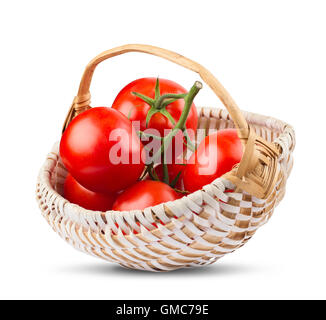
(154, 165, 189, 195)
(142, 161, 186, 191)
(132, 78, 187, 128)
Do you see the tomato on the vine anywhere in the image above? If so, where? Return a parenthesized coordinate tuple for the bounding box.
(64, 174, 116, 211)
(112, 78, 198, 159)
(112, 180, 181, 211)
(183, 129, 243, 193)
(60, 107, 145, 193)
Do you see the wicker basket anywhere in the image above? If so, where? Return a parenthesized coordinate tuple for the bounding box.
(36, 44, 295, 272)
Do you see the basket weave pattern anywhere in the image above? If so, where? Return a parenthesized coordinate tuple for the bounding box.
(36, 107, 294, 272)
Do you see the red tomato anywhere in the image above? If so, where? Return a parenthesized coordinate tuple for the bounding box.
(183, 129, 243, 193)
(112, 180, 181, 211)
(150, 158, 186, 189)
(64, 173, 116, 211)
(60, 107, 145, 193)
(112, 78, 198, 160)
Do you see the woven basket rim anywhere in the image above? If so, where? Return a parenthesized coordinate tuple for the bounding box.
(38, 107, 294, 218)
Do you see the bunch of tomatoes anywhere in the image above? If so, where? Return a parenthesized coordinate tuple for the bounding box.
(60, 78, 243, 212)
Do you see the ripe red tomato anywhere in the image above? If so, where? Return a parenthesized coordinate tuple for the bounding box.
(60, 107, 145, 193)
(112, 180, 181, 211)
(183, 129, 243, 193)
(112, 78, 198, 159)
(64, 174, 116, 211)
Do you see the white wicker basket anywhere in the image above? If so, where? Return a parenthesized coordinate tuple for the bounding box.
(36, 45, 295, 272)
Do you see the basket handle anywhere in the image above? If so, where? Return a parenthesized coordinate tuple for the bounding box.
(63, 44, 249, 138)
(62, 44, 280, 200)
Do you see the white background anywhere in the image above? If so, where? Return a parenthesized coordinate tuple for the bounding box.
(0, 0, 325, 300)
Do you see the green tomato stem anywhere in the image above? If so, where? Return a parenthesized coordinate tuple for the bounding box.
(162, 155, 169, 184)
(174, 81, 202, 130)
(152, 81, 202, 163)
(183, 128, 197, 152)
(154, 93, 187, 110)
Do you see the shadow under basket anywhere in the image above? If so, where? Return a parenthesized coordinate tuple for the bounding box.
(36, 45, 295, 272)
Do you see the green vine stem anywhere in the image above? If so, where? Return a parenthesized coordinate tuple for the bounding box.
(152, 81, 202, 162)
(154, 93, 186, 109)
(135, 80, 202, 189)
(153, 81, 202, 185)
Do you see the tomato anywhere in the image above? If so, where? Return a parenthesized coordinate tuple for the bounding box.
(183, 129, 243, 193)
(64, 173, 116, 211)
(112, 78, 198, 160)
(60, 107, 145, 193)
(149, 158, 186, 189)
(112, 180, 181, 211)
